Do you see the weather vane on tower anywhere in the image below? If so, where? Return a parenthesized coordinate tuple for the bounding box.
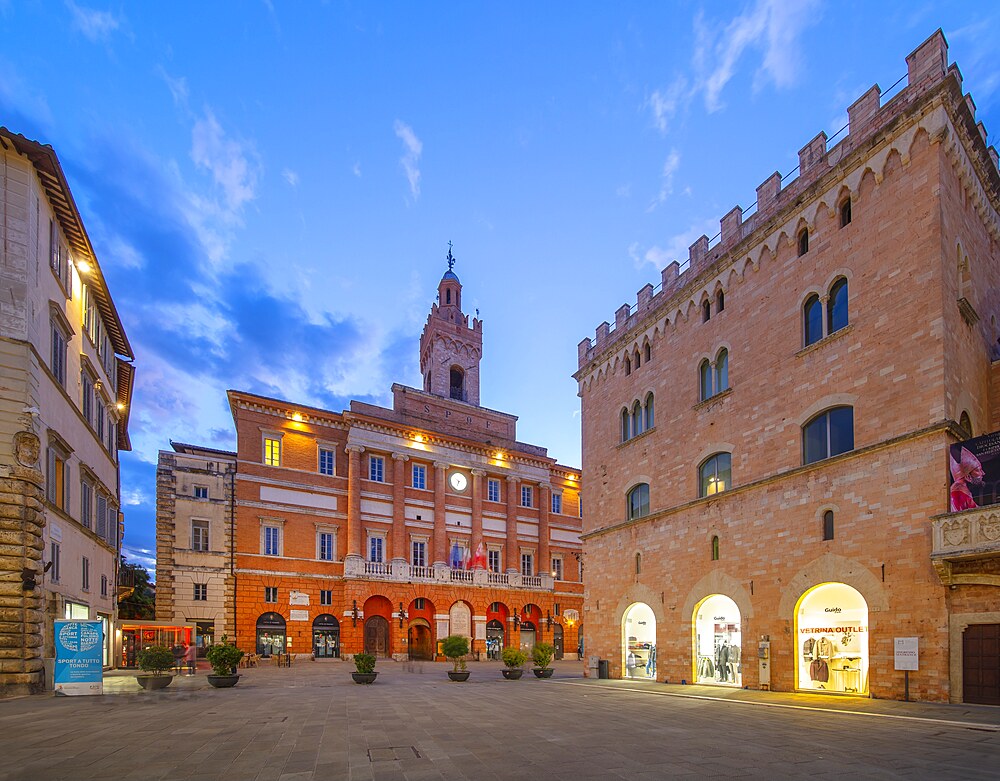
(446, 241, 456, 272)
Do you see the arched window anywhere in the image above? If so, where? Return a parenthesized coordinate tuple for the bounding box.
(699, 453, 732, 497)
(699, 359, 712, 401)
(702, 300, 711, 322)
(803, 406, 854, 465)
(644, 343, 651, 362)
(624, 355, 632, 376)
(711, 535, 720, 561)
(621, 408, 630, 442)
(840, 198, 852, 227)
(828, 278, 848, 334)
(635, 553, 641, 574)
(798, 229, 809, 256)
(627, 483, 650, 520)
(822, 510, 835, 541)
(803, 294, 823, 347)
(632, 401, 642, 437)
(715, 349, 729, 393)
(959, 411, 973, 438)
(644, 393, 655, 430)
(716, 290, 725, 312)
(446, 289, 451, 304)
(634, 350, 641, 369)
(449, 366, 465, 401)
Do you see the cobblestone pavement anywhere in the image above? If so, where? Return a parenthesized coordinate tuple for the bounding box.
(1, 660, 997, 780)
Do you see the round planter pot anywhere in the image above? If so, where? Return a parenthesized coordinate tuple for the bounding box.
(533, 668, 554, 679)
(207, 674, 241, 688)
(136, 674, 174, 690)
(501, 668, 524, 680)
(352, 672, 378, 684)
(447, 670, 471, 682)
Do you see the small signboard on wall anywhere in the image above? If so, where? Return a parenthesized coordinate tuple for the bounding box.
(289, 609, 309, 622)
(894, 637, 919, 671)
(54, 620, 104, 696)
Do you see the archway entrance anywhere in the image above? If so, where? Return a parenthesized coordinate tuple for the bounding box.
(553, 624, 564, 659)
(256, 612, 286, 657)
(622, 603, 656, 679)
(486, 619, 505, 660)
(693, 594, 741, 686)
(519, 622, 536, 654)
(312, 614, 340, 658)
(364, 615, 390, 657)
(795, 582, 869, 694)
(407, 619, 433, 660)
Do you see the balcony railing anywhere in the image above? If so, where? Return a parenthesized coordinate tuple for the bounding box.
(930, 506, 1000, 584)
(343, 557, 555, 590)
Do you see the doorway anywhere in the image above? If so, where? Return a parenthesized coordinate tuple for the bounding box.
(963, 623, 1000, 705)
(312, 614, 340, 658)
(519, 622, 536, 654)
(486, 619, 505, 660)
(364, 615, 390, 657)
(553, 624, 564, 659)
(622, 602, 656, 679)
(408, 620, 433, 660)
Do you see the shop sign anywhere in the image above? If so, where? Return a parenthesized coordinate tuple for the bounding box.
(54, 620, 103, 696)
(289, 609, 309, 622)
(949, 431, 1000, 512)
(894, 637, 919, 671)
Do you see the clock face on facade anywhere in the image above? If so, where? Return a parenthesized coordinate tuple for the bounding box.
(449, 471, 468, 492)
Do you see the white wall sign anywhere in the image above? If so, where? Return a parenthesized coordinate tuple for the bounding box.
(289, 609, 309, 622)
(893, 637, 919, 671)
(289, 590, 309, 606)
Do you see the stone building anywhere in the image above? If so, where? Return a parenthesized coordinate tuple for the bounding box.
(575, 31, 1000, 704)
(174, 252, 584, 661)
(153, 442, 236, 656)
(0, 128, 135, 693)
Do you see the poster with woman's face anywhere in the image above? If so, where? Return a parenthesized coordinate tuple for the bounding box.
(949, 431, 1000, 512)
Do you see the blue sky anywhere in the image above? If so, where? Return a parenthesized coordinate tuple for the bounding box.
(2, 1, 998, 572)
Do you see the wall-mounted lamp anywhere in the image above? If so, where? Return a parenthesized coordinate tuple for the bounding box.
(351, 600, 359, 627)
(513, 613, 520, 629)
(292, 412, 303, 422)
(398, 602, 407, 628)
(546, 611, 553, 629)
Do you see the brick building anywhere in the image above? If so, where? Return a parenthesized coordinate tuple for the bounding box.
(227, 253, 583, 661)
(0, 128, 135, 693)
(575, 31, 1000, 704)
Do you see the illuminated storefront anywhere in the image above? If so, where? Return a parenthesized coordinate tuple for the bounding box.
(796, 583, 869, 694)
(623, 602, 656, 679)
(693, 594, 742, 687)
(256, 612, 286, 657)
(118, 621, 195, 669)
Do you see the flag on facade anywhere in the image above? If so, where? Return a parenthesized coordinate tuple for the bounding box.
(463, 545, 472, 570)
(450, 543, 463, 569)
(471, 542, 488, 570)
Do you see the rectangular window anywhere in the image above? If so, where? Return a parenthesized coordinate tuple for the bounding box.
(50, 541, 61, 583)
(520, 485, 533, 508)
(488, 548, 501, 573)
(521, 552, 534, 577)
(80, 480, 93, 530)
(47, 446, 69, 510)
(193, 583, 207, 601)
(105, 503, 117, 547)
(192, 520, 209, 552)
(194, 485, 209, 500)
(100, 574, 108, 598)
(96, 494, 107, 539)
(551, 493, 562, 514)
(487, 478, 500, 503)
(369, 535, 384, 563)
(318, 532, 334, 561)
(49, 220, 60, 277)
(82, 556, 90, 591)
(552, 557, 563, 581)
(411, 540, 426, 568)
(319, 448, 336, 476)
(81, 372, 93, 424)
(412, 464, 427, 490)
(320, 589, 332, 606)
(369, 455, 385, 482)
(263, 437, 281, 467)
(264, 586, 278, 603)
(50, 320, 67, 386)
(96, 402, 105, 442)
(264, 526, 282, 556)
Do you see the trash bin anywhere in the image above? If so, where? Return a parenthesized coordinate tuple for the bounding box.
(598, 659, 610, 679)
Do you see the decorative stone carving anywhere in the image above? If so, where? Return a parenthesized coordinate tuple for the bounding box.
(941, 518, 970, 548)
(979, 513, 1000, 543)
(13, 431, 40, 468)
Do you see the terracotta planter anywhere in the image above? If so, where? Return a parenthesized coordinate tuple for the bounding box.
(502, 668, 524, 680)
(352, 672, 378, 684)
(136, 674, 174, 690)
(533, 668, 554, 679)
(207, 674, 241, 688)
(447, 670, 471, 682)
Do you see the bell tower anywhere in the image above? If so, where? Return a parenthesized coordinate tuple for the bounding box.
(419, 244, 483, 405)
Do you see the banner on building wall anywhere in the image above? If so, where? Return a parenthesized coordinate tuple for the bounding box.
(949, 431, 1000, 512)
(54, 620, 104, 696)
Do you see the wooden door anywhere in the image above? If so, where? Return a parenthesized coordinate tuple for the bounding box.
(408, 624, 433, 660)
(963, 623, 1000, 705)
(364, 616, 390, 657)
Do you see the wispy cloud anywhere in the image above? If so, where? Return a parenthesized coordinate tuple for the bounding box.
(647, 149, 681, 212)
(633, 218, 719, 270)
(352, 161, 362, 178)
(647, 75, 689, 135)
(190, 109, 260, 214)
(65, 1, 121, 42)
(393, 119, 422, 199)
(282, 168, 299, 187)
(157, 66, 189, 109)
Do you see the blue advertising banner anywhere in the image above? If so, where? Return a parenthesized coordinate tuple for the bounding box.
(54, 619, 104, 696)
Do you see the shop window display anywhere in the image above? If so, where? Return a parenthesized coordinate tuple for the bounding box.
(622, 602, 656, 679)
(796, 582, 868, 694)
(694, 594, 741, 687)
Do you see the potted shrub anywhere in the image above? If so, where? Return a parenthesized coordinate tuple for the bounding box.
(501, 647, 527, 680)
(205, 636, 244, 688)
(136, 645, 176, 690)
(352, 653, 378, 684)
(532, 642, 556, 678)
(441, 635, 471, 681)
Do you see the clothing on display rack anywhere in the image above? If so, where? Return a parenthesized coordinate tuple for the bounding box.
(809, 657, 830, 683)
(698, 656, 715, 678)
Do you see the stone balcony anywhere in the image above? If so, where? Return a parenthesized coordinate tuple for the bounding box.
(342, 556, 554, 591)
(930, 506, 1000, 585)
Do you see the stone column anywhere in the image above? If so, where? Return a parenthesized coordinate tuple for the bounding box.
(345, 445, 365, 559)
(539, 483, 551, 577)
(433, 462, 449, 567)
(390, 453, 409, 564)
(470, 469, 485, 568)
(505, 475, 520, 573)
(0, 431, 46, 695)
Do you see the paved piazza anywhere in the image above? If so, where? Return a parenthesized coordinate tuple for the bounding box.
(1, 661, 998, 780)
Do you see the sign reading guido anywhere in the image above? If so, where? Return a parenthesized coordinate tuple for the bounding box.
(54, 619, 104, 696)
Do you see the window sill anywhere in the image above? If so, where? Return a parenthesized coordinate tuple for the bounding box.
(693, 387, 732, 411)
(796, 323, 853, 358)
(617, 426, 656, 449)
